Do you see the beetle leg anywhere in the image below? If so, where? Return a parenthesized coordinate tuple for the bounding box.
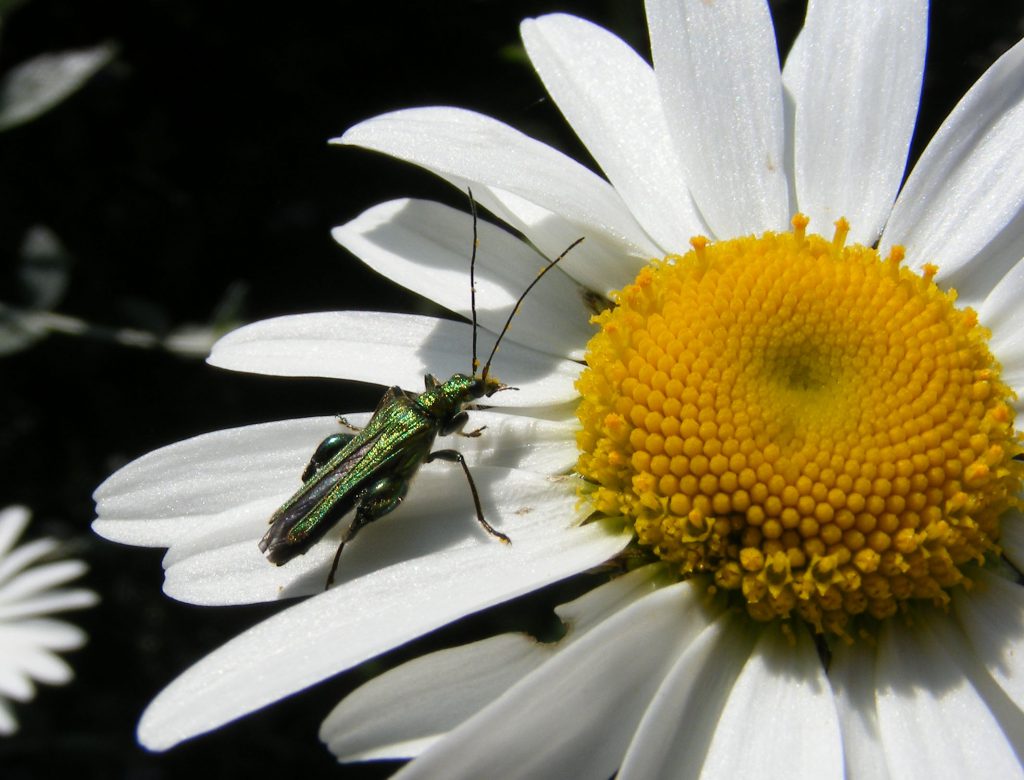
(335, 415, 363, 432)
(441, 410, 487, 438)
(427, 449, 511, 544)
(325, 475, 410, 589)
(325, 507, 367, 590)
(301, 432, 357, 482)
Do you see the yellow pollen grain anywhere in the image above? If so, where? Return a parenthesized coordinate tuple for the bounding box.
(575, 216, 1023, 637)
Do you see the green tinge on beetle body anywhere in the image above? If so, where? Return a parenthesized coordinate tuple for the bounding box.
(259, 193, 584, 587)
(259, 374, 492, 567)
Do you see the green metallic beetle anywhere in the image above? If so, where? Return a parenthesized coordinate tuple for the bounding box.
(259, 195, 584, 587)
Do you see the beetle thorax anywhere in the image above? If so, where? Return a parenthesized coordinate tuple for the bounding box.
(418, 373, 479, 418)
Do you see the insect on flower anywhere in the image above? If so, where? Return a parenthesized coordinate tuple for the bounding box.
(259, 193, 584, 587)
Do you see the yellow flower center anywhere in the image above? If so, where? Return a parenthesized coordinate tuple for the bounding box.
(576, 215, 1023, 639)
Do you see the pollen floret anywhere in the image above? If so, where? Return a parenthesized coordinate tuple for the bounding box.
(576, 216, 1023, 638)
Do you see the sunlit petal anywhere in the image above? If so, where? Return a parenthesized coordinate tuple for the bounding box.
(208, 312, 579, 407)
(394, 582, 709, 779)
(699, 627, 843, 779)
(830, 639, 892, 780)
(647, 0, 789, 238)
(617, 612, 755, 780)
(137, 518, 631, 751)
(337, 106, 659, 292)
(876, 617, 1024, 777)
(784, 0, 926, 244)
(522, 13, 705, 250)
(322, 565, 668, 762)
(332, 198, 593, 361)
(883, 38, 1024, 306)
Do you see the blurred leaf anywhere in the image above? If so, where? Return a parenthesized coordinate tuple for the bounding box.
(0, 304, 43, 356)
(0, 225, 74, 356)
(164, 281, 249, 358)
(498, 42, 529, 67)
(18, 225, 72, 310)
(162, 324, 219, 358)
(0, 0, 30, 19)
(209, 280, 248, 330)
(0, 42, 116, 131)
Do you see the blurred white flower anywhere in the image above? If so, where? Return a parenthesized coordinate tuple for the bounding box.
(0, 505, 97, 735)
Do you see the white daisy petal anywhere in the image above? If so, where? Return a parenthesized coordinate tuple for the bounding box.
(0, 560, 88, 604)
(0, 538, 60, 586)
(9, 646, 74, 687)
(93, 413, 577, 556)
(394, 582, 709, 780)
(877, 616, 1024, 778)
(921, 607, 1024, 752)
(882, 37, 1024, 303)
(0, 507, 92, 734)
(438, 412, 580, 475)
(208, 312, 580, 407)
(0, 668, 33, 702)
(322, 564, 668, 762)
(93, 417, 351, 547)
(979, 254, 1024, 397)
(647, 0, 789, 238)
(451, 183, 647, 296)
(0, 619, 87, 651)
(0, 643, 66, 699)
(953, 569, 1024, 709)
(830, 639, 892, 780)
(0, 589, 98, 621)
(521, 13, 705, 250)
(331, 198, 593, 360)
(1001, 511, 1024, 571)
(160, 467, 582, 604)
(617, 611, 755, 780)
(699, 626, 844, 779)
(324, 633, 551, 762)
(337, 106, 661, 288)
(784, 0, 926, 245)
(0, 507, 31, 558)
(137, 517, 631, 751)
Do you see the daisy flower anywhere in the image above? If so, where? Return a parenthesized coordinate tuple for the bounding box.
(92, 0, 1024, 775)
(0, 505, 97, 735)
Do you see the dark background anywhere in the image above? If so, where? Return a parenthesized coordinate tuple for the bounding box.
(0, 1, 1021, 777)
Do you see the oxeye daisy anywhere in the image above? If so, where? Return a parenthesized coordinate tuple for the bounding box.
(0, 505, 97, 736)
(92, 0, 1024, 775)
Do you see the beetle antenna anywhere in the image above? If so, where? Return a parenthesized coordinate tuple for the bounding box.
(468, 188, 480, 376)
(480, 235, 585, 382)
